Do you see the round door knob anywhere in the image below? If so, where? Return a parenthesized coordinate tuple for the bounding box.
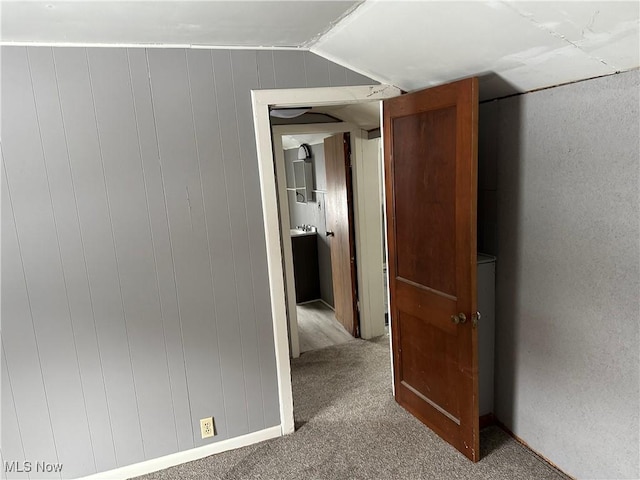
(451, 313, 467, 325)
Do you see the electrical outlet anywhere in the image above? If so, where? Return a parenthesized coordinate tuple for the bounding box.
(200, 417, 215, 439)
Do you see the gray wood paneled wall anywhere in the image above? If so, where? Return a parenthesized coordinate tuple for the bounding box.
(1, 46, 376, 479)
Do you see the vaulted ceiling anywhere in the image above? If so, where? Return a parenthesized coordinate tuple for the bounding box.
(2, 1, 639, 100)
(311, 1, 640, 99)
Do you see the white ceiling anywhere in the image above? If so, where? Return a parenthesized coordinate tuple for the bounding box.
(312, 1, 639, 99)
(1, 1, 638, 100)
(1, 1, 359, 47)
(315, 102, 381, 130)
(279, 102, 381, 149)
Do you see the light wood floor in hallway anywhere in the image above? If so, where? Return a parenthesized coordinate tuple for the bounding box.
(297, 301, 353, 353)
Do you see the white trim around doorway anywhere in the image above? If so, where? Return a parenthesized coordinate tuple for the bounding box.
(251, 85, 400, 435)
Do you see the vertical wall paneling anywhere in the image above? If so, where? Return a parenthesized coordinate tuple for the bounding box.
(346, 68, 378, 86)
(86, 47, 178, 460)
(53, 47, 145, 467)
(210, 49, 257, 435)
(183, 48, 236, 440)
(303, 51, 330, 88)
(254, 51, 280, 417)
(146, 49, 230, 445)
(30, 46, 117, 473)
(232, 50, 280, 426)
(1, 336, 29, 479)
(127, 48, 194, 452)
(273, 50, 307, 89)
(2, 46, 92, 479)
(255, 50, 286, 388)
(1, 152, 58, 478)
(231, 50, 275, 430)
(1, 46, 378, 478)
(256, 51, 276, 89)
(328, 61, 348, 87)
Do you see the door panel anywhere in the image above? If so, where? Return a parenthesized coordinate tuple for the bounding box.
(394, 107, 457, 296)
(325, 133, 358, 337)
(383, 77, 479, 461)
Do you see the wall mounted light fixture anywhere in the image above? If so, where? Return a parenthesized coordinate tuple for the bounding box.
(298, 144, 311, 160)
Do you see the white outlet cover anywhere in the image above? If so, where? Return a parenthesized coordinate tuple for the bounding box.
(200, 417, 215, 439)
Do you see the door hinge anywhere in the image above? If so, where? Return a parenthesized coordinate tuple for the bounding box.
(472, 311, 481, 328)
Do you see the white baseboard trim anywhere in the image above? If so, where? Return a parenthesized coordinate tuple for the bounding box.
(295, 298, 322, 305)
(318, 299, 335, 311)
(77, 425, 282, 480)
(296, 298, 335, 311)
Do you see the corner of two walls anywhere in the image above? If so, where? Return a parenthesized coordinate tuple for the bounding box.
(480, 69, 640, 479)
(284, 143, 334, 308)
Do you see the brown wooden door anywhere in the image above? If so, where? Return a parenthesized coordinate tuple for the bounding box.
(324, 133, 358, 337)
(383, 77, 479, 461)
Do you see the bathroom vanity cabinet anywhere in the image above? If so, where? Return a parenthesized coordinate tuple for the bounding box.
(291, 232, 320, 303)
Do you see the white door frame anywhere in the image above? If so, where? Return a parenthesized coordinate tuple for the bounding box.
(251, 85, 400, 435)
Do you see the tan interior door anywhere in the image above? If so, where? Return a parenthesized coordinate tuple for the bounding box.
(324, 133, 358, 337)
(383, 77, 479, 461)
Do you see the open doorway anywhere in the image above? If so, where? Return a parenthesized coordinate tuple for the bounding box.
(276, 131, 354, 355)
(252, 85, 400, 434)
(271, 118, 386, 358)
(273, 122, 383, 357)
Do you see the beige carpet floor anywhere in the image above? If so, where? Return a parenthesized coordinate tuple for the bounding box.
(135, 336, 568, 480)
